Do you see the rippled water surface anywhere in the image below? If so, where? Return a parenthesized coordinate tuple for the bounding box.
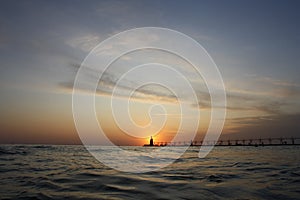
(0, 145, 299, 199)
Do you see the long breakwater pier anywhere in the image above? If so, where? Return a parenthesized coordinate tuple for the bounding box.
(149, 137, 300, 147)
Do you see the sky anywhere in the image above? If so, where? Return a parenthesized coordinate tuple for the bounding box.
(0, 0, 299, 145)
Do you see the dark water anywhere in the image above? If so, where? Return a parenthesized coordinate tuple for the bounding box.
(0, 145, 299, 200)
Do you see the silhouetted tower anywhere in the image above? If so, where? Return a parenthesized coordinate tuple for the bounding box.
(150, 136, 154, 146)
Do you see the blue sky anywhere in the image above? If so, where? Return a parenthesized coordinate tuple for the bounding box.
(0, 0, 299, 144)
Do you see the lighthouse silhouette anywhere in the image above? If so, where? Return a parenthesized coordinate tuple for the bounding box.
(150, 136, 154, 146)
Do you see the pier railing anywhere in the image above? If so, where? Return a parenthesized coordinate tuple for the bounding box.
(153, 137, 300, 147)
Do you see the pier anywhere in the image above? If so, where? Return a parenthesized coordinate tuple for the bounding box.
(145, 137, 300, 147)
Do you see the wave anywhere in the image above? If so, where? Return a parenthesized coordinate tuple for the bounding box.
(0, 145, 299, 199)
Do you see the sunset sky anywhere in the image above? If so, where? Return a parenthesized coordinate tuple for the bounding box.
(0, 0, 299, 145)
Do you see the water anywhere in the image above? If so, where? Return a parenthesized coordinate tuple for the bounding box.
(0, 145, 299, 200)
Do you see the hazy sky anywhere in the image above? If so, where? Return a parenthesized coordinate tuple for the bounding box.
(0, 0, 299, 145)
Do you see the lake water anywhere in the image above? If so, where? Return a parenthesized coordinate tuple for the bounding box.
(0, 145, 299, 199)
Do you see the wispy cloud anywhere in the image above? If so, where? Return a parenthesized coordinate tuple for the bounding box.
(223, 113, 300, 138)
(66, 34, 103, 52)
(60, 63, 180, 104)
(61, 62, 300, 120)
